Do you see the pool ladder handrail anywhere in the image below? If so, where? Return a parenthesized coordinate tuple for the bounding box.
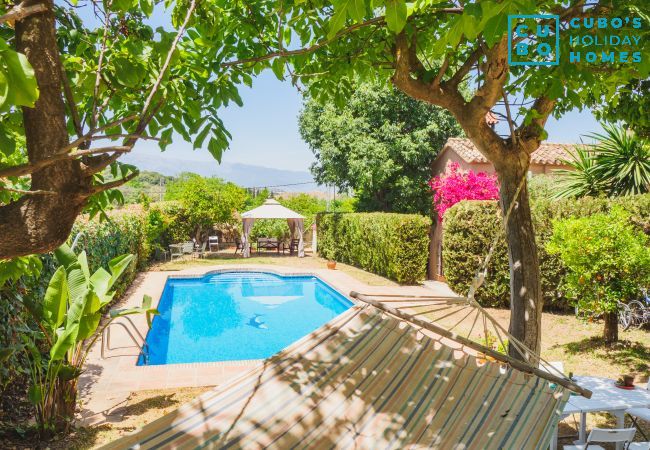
(101, 315, 150, 364)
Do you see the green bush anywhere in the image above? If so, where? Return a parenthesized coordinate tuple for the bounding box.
(442, 194, 650, 310)
(317, 212, 430, 284)
(547, 208, 650, 341)
(71, 212, 149, 298)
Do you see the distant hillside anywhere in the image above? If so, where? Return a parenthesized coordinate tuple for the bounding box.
(121, 153, 319, 192)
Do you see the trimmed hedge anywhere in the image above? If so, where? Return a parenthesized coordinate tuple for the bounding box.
(317, 212, 430, 284)
(72, 212, 150, 298)
(442, 194, 650, 310)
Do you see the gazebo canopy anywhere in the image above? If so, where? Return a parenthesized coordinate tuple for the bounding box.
(241, 199, 305, 219)
(240, 199, 305, 257)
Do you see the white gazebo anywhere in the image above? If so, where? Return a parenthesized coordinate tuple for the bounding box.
(240, 199, 305, 258)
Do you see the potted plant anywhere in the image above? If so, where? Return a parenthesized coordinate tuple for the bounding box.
(327, 260, 337, 270)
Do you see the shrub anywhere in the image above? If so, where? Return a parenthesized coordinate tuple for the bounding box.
(317, 212, 430, 284)
(442, 193, 650, 309)
(547, 208, 650, 342)
(71, 212, 149, 298)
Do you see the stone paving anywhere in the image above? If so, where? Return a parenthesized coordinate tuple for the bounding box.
(78, 264, 453, 425)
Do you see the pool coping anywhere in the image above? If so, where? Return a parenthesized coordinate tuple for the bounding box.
(78, 264, 436, 425)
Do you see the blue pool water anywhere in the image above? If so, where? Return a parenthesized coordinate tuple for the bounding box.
(138, 272, 353, 365)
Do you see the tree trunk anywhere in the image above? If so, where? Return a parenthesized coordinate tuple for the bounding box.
(494, 153, 544, 361)
(603, 311, 619, 344)
(0, 0, 92, 259)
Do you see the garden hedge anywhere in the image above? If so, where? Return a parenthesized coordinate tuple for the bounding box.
(317, 212, 430, 284)
(442, 194, 650, 310)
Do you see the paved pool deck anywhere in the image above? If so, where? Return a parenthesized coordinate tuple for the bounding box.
(78, 264, 455, 425)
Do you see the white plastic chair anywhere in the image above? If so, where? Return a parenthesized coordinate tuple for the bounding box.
(208, 236, 219, 252)
(626, 380, 650, 440)
(563, 428, 640, 450)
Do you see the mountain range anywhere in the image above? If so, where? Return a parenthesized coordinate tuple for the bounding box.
(121, 153, 320, 192)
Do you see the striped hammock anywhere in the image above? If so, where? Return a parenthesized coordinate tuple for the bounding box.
(105, 305, 569, 449)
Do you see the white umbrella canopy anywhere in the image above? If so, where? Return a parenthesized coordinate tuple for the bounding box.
(241, 199, 305, 219)
(240, 199, 305, 257)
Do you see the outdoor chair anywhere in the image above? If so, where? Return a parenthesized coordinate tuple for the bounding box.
(234, 237, 248, 255)
(169, 244, 184, 261)
(563, 427, 647, 450)
(626, 381, 650, 440)
(256, 237, 280, 254)
(289, 238, 299, 255)
(194, 241, 207, 259)
(181, 241, 194, 255)
(208, 235, 219, 252)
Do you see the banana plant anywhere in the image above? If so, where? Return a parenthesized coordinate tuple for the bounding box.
(25, 243, 158, 433)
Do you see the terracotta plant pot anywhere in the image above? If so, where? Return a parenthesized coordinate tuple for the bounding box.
(623, 374, 635, 387)
(327, 260, 337, 270)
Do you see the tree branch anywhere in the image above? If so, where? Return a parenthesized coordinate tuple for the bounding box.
(446, 46, 481, 88)
(90, 170, 138, 193)
(0, 3, 48, 25)
(517, 95, 556, 153)
(89, 4, 111, 131)
(221, 16, 387, 67)
(136, 0, 197, 133)
(0, 186, 56, 196)
(59, 55, 84, 139)
(0, 146, 131, 179)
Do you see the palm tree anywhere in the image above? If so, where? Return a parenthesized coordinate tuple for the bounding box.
(554, 146, 604, 198)
(556, 124, 650, 198)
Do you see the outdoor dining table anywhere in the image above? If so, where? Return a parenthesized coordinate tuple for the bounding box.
(551, 376, 650, 450)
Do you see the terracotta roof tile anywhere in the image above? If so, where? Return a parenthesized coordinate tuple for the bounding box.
(443, 138, 576, 165)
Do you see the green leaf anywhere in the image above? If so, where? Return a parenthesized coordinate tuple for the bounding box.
(77, 290, 101, 340)
(107, 254, 133, 291)
(328, 0, 350, 39)
(89, 267, 111, 302)
(193, 124, 211, 150)
(0, 69, 9, 110)
(1, 50, 38, 107)
(350, 0, 365, 22)
(384, 0, 407, 33)
(50, 326, 78, 361)
(28, 385, 43, 405)
(139, 0, 153, 16)
(207, 136, 224, 162)
(271, 58, 285, 80)
(42, 266, 68, 331)
(54, 243, 77, 268)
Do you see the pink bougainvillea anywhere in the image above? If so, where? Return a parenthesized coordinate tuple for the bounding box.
(429, 162, 500, 220)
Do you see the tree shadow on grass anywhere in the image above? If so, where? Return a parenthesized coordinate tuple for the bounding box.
(561, 336, 650, 374)
(113, 394, 182, 418)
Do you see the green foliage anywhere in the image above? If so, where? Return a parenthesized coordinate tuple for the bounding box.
(22, 244, 157, 432)
(119, 170, 174, 204)
(317, 212, 430, 284)
(556, 125, 650, 198)
(0, 255, 42, 288)
(442, 194, 650, 309)
(72, 213, 149, 298)
(594, 78, 650, 138)
(164, 173, 248, 241)
(547, 209, 650, 322)
(299, 81, 462, 214)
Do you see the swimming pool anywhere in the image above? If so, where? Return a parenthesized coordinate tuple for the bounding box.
(138, 272, 353, 365)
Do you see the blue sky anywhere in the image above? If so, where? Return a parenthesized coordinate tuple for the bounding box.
(76, 3, 605, 173)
